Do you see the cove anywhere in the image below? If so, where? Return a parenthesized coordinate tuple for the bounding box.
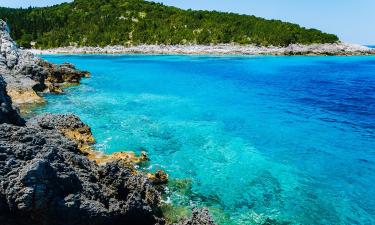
(32, 55, 375, 225)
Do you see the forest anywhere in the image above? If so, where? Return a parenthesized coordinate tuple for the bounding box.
(0, 0, 339, 48)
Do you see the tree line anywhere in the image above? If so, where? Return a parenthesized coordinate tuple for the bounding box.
(0, 0, 339, 49)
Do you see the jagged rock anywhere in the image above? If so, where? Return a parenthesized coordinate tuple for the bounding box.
(27, 113, 95, 152)
(0, 20, 19, 68)
(39, 61, 90, 84)
(0, 122, 165, 225)
(176, 208, 216, 225)
(0, 20, 89, 105)
(27, 113, 91, 131)
(27, 113, 151, 166)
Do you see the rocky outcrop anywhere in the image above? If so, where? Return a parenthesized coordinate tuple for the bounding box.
(0, 122, 165, 225)
(27, 114, 152, 167)
(39, 61, 90, 84)
(175, 208, 216, 225)
(27, 113, 96, 152)
(0, 20, 89, 105)
(0, 21, 19, 69)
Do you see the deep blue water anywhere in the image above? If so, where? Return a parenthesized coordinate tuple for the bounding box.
(35, 55, 375, 225)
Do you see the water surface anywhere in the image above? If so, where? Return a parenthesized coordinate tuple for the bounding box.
(34, 55, 375, 225)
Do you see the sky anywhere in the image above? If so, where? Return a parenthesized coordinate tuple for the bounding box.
(0, 0, 374, 44)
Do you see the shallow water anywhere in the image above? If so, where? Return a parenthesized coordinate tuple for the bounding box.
(34, 55, 375, 224)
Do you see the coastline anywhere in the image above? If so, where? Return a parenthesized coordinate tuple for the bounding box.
(28, 43, 375, 56)
(0, 19, 215, 225)
(2, 14, 373, 223)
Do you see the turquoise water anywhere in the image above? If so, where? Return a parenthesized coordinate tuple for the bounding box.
(34, 55, 375, 224)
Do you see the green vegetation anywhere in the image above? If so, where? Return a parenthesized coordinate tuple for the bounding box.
(0, 0, 339, 48)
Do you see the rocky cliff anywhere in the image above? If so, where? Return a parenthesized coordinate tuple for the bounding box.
(0, 20, 216, 225)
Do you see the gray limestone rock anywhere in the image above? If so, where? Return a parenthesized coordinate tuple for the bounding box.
(0, 75, 24, 125)
(0, 121, 165, 225)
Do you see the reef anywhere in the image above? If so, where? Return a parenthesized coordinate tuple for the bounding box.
(0, 19, 216, 225)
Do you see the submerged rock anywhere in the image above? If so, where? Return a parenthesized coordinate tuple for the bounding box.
(93, 151, 150, 165)
(148, 170, 169, 185)
(175, 208, 216, 225)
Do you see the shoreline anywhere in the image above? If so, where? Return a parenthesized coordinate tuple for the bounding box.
(28, 43, 375, 56)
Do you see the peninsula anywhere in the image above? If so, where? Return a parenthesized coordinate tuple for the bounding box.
(1, 0, 373, 56)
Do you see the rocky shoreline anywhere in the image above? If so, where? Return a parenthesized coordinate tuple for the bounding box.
(0, 20, 90, 107)
(0, 20, 215, 225)
(28, 43, 375, 56)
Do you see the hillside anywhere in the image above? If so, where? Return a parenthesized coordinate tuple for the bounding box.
(0, 0, 339, 48)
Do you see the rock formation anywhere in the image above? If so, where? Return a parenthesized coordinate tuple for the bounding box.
(0, 123, 165, 225)
(27, 113, 154, 167)
(27, 113, 96, 152)
(0, 20, 89, 105)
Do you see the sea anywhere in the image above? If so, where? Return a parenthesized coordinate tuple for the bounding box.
(33, 55, 375, 225)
